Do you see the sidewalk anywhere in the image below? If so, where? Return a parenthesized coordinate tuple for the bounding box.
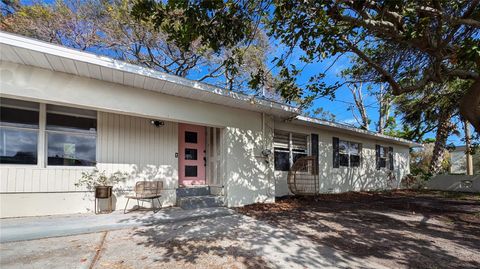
(0, 207, 233, 243)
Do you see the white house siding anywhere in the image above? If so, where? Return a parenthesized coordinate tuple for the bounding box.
(224, 114, 275, 207)
(273, 121, 410, 196)
(0, 61, 277, 216)
(0, 111, 178, 217)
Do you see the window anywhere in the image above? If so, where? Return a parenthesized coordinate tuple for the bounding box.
(376, 145, 393, 170)
(334, 138, 361, 168)
(0, 98, 39, 164)
(185, 131, 197, 143)
(46, 105, 96, 166)
(274, 130, 308, 171)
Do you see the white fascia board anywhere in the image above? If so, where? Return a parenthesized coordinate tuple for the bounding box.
(295, 115, 423, 148)
(0, 31, 299, 116)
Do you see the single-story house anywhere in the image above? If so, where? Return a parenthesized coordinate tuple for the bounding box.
(0, 32, 420, 218)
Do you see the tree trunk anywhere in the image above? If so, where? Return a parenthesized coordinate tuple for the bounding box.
(459, 77, 480, 133)
(429, 110, 454, 175)
(464, 120, 474, 175)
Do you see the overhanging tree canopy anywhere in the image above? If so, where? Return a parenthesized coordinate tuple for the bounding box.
(268, 0, 479, 132)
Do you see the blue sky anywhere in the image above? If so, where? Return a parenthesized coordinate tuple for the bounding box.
(16, 0, 470, 145)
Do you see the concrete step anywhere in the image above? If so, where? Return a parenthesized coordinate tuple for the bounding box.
(177, 195, 224, 210)
(176, 186, 211, 197)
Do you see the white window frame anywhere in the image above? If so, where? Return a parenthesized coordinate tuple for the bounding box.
(0, 99, 98, 168)
(339, 139, 361, 168)
(0, 99, 40, 167)
(45, 105, 97, 168)
(274, 130, 309, 171)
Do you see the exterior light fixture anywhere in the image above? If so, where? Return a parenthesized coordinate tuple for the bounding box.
(150, 120, 165, 127)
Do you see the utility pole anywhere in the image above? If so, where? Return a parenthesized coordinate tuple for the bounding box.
(464, 120, 473, 176)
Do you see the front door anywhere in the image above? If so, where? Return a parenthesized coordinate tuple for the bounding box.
(178, 123, 206, 186)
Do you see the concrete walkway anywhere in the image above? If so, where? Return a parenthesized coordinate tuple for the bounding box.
(0, 207, 388, 268)
(0, 207, 233, 243)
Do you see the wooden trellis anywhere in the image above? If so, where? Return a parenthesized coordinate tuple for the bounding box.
(287, 156, 319, 195)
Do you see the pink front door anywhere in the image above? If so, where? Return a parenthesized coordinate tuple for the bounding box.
(178, 123, 206, 186)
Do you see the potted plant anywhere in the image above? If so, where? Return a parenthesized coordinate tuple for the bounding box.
(75, 169, 127, 198)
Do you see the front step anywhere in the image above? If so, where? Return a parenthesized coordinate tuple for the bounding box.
(176, 186, 211, 197)
(177, 195, 224, 210)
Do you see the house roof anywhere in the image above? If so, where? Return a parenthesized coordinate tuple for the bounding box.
(293, 116, 423, 147)
(0, 31, 298, 118)
(0, 31, 421, 148)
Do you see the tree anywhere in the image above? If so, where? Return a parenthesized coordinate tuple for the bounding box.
(303, 107, 336, 122)
(0, 0, 274, 94)
(347, 83, 370, 130)
(267, 0, 480, 132)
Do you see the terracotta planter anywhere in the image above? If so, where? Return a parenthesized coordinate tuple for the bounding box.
(95, 186, 112, 199)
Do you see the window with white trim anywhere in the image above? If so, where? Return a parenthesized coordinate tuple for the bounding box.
(338, 139, 361, 167)
(274, 130, 308, 171)
(46, 105, 97, 166)
(0, 98, 39, 164)
(376, 145, 393, 170)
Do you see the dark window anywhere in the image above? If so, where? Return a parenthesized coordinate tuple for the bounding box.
(0, 98, 39, 165)
(185, 165, 198, 177)
(0, 107, 39, 127)
(46, 105, 97, 166)
(350, 155, 361, 167)
(47, 133, 96, 166)
(185, 148, 197, 160)
(274, 149, 289, 171)
(273, 130, 309, 171)
(185, 131, 197, 143)
(47, 113, 96, 132)
(378, 146, 388, 168)
(339, 154, 349, 166)
(0, 128, 38, 164)
(336, 139, 361, 168)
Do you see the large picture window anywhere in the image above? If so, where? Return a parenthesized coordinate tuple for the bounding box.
(274, 130, 308, 171)
(0, 98, 39, 164)
(46, 105, 97, 166)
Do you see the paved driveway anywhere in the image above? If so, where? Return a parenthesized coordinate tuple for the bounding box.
(0, 208, 386, 269)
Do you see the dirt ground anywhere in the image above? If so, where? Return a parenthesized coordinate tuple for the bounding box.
(1, 190, 479, 269)
(236, 190, 480, 269)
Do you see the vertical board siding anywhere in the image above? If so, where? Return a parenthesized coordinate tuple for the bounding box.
(0, 111, 178, 193)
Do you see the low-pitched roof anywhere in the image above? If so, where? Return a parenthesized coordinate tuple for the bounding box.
(0, 31, 297, 118)
(0, 31, 421, 147)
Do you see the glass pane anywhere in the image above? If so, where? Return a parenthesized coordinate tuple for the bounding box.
(380, 146, 388, 158)
(185, 131, 197, 143)
(339, 153, 349, 167)
(379, 158, 387, 168)
(0, 127, 37, 164)
(293, 153, 307, 164)
(349, 142, 359, 155)
(47, 133, 96, 166)
(274, 150, 290, 171)
(350, 155, 360, 167)
(185, 148, 198, 160)
(0, 107, 39, 128)
(185, 165, 197, 177)
(47, 113, 96, 132)
(339, 140, 348, 154)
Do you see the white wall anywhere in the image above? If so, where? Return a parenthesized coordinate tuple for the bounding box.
(274, 121, 411, 196)
(224, 114, 275, 207)
(0, 62, 278, 216)
(0, 112, 178, 218)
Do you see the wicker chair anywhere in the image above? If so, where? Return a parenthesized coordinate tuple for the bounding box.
(287, 156, 319, 195)
(124, 181, 163, 213)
